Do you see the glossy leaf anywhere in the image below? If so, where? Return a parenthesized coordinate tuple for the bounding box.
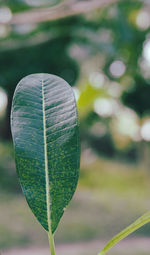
(11, 73, 80, 234)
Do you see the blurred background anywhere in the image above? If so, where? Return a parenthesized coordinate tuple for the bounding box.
(1, 0, 150, 254)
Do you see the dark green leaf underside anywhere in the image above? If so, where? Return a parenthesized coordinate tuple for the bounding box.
(11, 73, 80, 233)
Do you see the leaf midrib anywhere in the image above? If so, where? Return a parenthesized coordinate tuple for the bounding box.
(42, 78, 51, 233)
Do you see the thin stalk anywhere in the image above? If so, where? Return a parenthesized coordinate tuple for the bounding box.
(48, 230, 56, 255)
(98, 211, 150, 255)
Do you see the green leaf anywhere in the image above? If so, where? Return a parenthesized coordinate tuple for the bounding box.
(98, 211, 150, 255)
(11, 73, 80, 235)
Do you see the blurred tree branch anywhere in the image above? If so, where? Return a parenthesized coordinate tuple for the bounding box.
(9, 0, 119, 25)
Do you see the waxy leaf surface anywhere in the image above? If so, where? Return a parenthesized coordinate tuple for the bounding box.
(11, 73, 80, 233)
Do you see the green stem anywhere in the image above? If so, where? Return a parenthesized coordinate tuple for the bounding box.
(48, 230, 56, 255)
(98, 211, 150, 255)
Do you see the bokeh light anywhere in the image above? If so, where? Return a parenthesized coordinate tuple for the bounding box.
(0, 7, 12, 24)
(141, 119, 150, 141)
(143, 39, 150, 65)
(0, 88, 7, 115)
(109, 60, 126, 78)
(136, 10, 150, 30)
(115, 107, 140, 141)
(94, 98, 118, 117)
(89, 72, 105, 88)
